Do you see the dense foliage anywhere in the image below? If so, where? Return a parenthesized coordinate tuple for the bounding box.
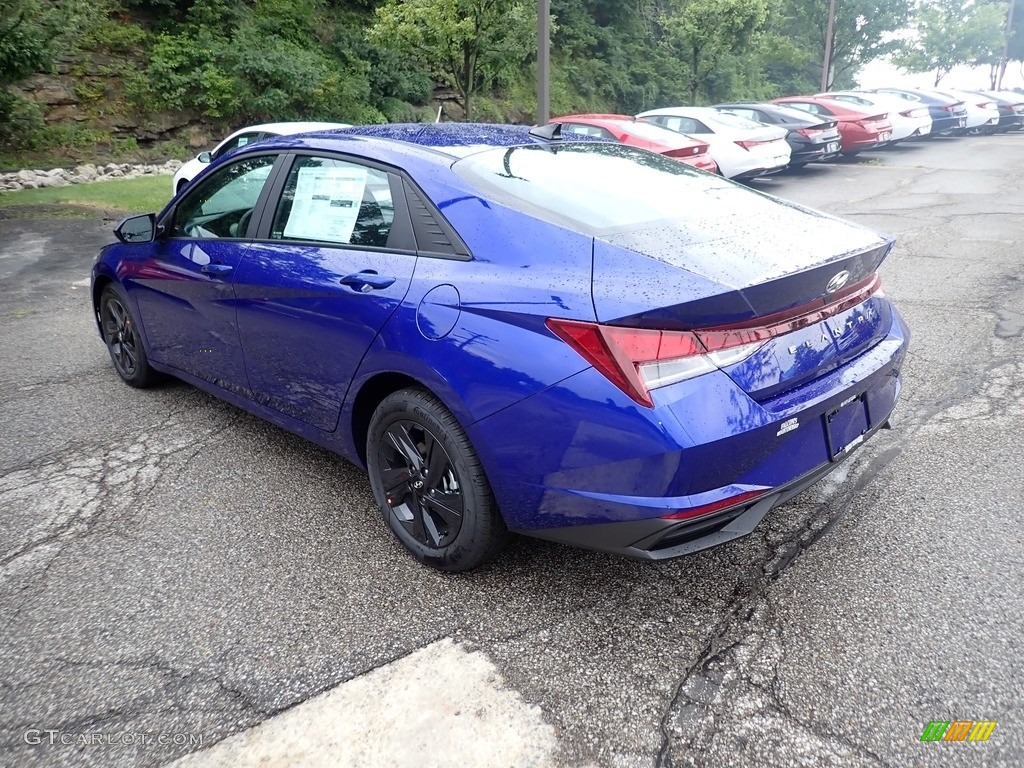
(1, 0, 1022, 156)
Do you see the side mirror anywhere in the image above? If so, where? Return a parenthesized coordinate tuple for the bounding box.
(198, 151, 212, 163)
(114, 213, 156, 244)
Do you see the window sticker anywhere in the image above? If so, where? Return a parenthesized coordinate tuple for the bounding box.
(237, 137, 249, 147)
(284, 165, 368, 243)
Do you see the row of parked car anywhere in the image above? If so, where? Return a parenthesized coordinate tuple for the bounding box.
(548, 86, 1024, 180)
(171, 86, 1024, 193)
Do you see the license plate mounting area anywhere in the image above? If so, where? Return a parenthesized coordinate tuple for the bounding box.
(824, 393, 870, 461)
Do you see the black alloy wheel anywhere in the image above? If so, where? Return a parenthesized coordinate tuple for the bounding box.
(367, 388, 507, 571)
(378, 419, 464, 548)
(99, 285, 158, 388)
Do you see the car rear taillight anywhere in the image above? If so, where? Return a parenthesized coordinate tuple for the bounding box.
(545, 320, 717, 406)
(664, 144, 707, 158)
(735, 139, 771, 149)
(977, 101, 997, 109)
(547, 273, 882, 407)
(662, 490, 769, 520)
(795, 128, 822, 138)
(856, 113, 887, 127)
(900, 107, 929, 118)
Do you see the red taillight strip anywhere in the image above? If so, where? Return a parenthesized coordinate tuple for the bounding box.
(695, 273, 881, 352)
(662, 489, 769, 520)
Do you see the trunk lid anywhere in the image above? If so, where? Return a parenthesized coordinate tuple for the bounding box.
(591, 191, 894, 397)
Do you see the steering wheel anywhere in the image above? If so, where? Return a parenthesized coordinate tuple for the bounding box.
(233, 209, 253, 238)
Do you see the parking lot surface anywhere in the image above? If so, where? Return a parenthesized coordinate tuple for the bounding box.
(1, 134, 1022, 767)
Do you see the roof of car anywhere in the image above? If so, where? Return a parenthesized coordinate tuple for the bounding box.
(639, 106, 719, 118)
(242, 122, 605, 168)
(551, 114, 636, 124)
(240, 121, 352, 135)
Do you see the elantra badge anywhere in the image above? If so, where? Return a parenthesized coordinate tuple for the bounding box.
(826, 270, 850, 294)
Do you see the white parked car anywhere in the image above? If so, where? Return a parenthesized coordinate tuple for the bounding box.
(171, 122, 350, 194)
(823, 91, 931, 142)
(931, 89, 1001, 134)
(637, 106, 791, 179)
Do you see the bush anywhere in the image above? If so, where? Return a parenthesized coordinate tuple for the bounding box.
(142, 31, 240, 118)
(0, 93, 46, 149)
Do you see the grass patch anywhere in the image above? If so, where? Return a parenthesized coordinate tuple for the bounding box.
(0, 175, 172, 214)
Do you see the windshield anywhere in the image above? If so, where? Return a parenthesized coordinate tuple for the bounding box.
(452, 143, 763, 234)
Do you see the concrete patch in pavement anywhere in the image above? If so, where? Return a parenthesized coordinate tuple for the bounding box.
(167, 638, 557, 768)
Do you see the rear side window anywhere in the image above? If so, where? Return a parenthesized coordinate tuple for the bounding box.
(271, 156, 394, 248)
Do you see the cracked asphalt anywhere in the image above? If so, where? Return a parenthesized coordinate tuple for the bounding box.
(1, 134, 1022, 768)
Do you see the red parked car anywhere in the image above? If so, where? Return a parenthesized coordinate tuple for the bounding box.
(548, 114, 720, 173)
(772, 96, 893, 155)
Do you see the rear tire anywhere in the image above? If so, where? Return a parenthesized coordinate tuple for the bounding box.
(366, 388, 508, 572)
(99, 284, 159, 388)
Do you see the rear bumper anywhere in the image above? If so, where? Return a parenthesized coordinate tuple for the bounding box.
(524, 411, 895, 560)
(682, 155, 721, 174)
(788, 136, 841, 165)
(476, 301, 909, 557)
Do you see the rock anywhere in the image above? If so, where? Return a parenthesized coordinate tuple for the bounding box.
(33, 83, 78, 106)
(45, 104, 79, 122)
(75, 164, 99, 180)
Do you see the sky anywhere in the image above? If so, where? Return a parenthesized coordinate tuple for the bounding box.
(857, 57, 1024, 92)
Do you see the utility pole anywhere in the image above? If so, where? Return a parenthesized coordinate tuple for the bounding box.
(537, 0, 550, 124)
(821, 0, 837, 92)
(997, 0, 1017, 91)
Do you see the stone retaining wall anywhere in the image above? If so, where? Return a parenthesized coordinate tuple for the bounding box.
(0, 160, 183, 192)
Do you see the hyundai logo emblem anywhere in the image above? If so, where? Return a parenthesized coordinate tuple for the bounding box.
(826, 270, 850, 294)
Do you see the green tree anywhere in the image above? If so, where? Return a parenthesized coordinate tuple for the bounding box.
(660, 0, 770, 104)
(368, 0, 535, 119)
(1, 0, 110, 148)
(894, 0, 1008, 85)
(1, 0, 55, 84)
(780, 0, 912, 90)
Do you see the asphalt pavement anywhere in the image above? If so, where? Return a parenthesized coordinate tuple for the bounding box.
(0, 135, 1022, 768)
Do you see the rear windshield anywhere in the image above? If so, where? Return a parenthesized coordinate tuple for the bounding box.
(624, 121, 692, 143)
(451, 143, 758, 233)
(707, 111, 764, 130)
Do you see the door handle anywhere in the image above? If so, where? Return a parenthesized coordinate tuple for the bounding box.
(340, 271, 397, 292)
(201, 263, 234, 278)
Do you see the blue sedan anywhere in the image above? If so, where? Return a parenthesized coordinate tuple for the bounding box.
(91, 123, 909, 571)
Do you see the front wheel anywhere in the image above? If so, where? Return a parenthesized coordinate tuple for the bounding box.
(99, 285, 159, 388)
(366, 388, 507, 572)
